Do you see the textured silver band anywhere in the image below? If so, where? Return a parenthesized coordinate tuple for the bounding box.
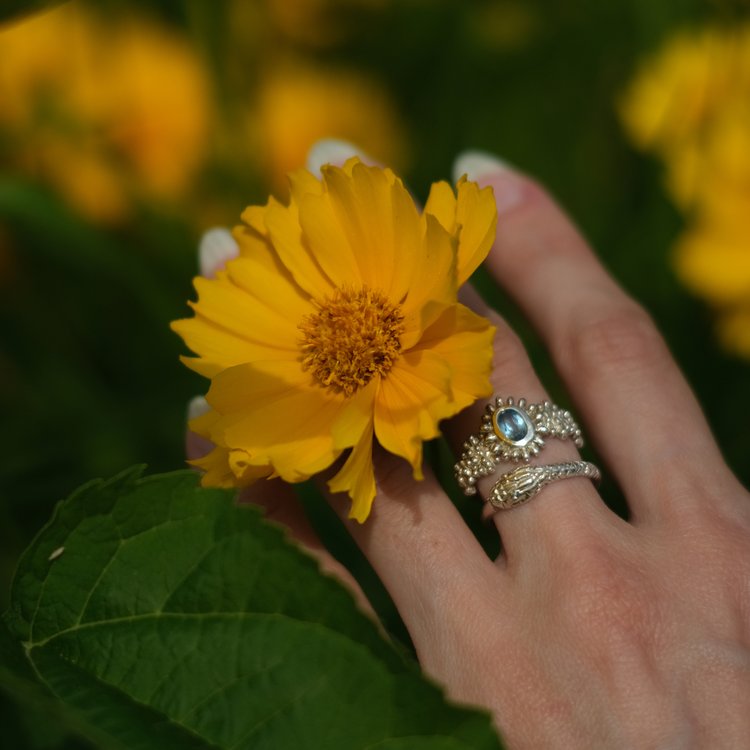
(489, 461, 601, 510)
(454, 396, 584, 496)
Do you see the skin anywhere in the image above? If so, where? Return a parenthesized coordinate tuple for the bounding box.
(189, 149, 750, 749)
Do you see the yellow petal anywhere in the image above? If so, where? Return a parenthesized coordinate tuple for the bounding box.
(373, 349, 454, 477)
(425, 178, 497, 285)
(172, 264, 305, 374)
(423, 180, 457, 231)
(228, 448, 275, 483)
(264, 197, 334, 300)
(188, 404, 221, 438)
(453, 177, 498, 285)
(172, 312, 296, 377)
(239, 204, 270, 238)
(233, 215, 275, 264)
(227, 255, 311, 324)
(288, 166, 324, 202)
(331, 378, 378, 450)
(412, 303, 496, 412)
(205, 361, 347, 482)
(298, 189, 361, 286)
(191, 445, 272, 488)
(400, 214, 457, 349)
(328, 420, 376, 523)
(192, 272, 301, 346)
(315, 160, 421, 297)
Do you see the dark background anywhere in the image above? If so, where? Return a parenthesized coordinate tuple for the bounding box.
(1, 1, 748, 746)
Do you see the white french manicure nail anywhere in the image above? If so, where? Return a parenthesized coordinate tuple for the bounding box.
(454, 150, 523, 213)
(186, 395, 214, 461)
(307, 138, 372, 175)
(187, 395, 210, 422)
(452, 150, 512, 184)
(199, 228, 239, 279)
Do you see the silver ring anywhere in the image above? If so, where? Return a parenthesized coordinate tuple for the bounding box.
(454, 396, 584, 496)
(489, 461, 601, 510)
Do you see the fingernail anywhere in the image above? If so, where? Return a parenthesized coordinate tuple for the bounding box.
(453, 149, 523, 213)
(186, 396, 213, 461)
(187, 395, 210, 421)
(306, 138, 373, 175)
(199, 228, 239, 279)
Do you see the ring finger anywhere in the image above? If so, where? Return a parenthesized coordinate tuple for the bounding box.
(447, 285, 619, 564)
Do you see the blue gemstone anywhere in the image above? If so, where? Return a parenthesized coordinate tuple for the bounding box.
(496, 408, 528, 442)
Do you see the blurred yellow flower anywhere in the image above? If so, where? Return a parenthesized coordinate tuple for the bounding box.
(620, 30, 733, 152)
(250, 61, 406, 191)
(620, 25, 750, 358)
(619, 26, 750, 210)
(172, 159, 496, 521)
(675, 222, 750, 307)
(0, 4, 212, 222)
(717, 307, 750, 359)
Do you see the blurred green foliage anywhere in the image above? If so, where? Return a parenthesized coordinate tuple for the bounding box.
(1, 0, 749, 746)
(0, 0, 64, 24)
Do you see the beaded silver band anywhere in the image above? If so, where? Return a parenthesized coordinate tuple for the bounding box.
(454, 396, 584, 496)
(489, 461, 601, 509)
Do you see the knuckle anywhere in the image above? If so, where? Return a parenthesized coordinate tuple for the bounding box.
(558, 541, 658, 643)
(560, 301, 668, 378)
(676, 513, 750, 605)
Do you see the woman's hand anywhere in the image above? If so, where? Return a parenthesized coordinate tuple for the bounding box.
(189, 141, 750, 748)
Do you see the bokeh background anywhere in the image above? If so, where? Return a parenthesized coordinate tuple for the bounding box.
(2, 0, 749, 746)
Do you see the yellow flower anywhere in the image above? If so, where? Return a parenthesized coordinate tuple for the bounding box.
(674, 222, 750, 307)
(619, 25, 750, 211)
(0, 4, 212, 223)
(172, 159, 497, 521)
(249, 61, 406, 192)
(619, 28, 734, 155)
(717, 307, 750, 359)
(621, 24, 750, 359)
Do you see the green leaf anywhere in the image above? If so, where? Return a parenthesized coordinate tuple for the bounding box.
(4, 468, 503, 750)
(0, 621, 96, 749)
(0, 0, 66, 25)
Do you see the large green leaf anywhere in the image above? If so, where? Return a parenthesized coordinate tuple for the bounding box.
(3, 468, 502, 750)
(0, 622, 97, 749)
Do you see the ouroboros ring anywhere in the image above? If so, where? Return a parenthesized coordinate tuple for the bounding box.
(489, 461, 601, 509)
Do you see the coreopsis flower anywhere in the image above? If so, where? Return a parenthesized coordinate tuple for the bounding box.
(173, 159, 496, 521)
(249, 61, 406, 192)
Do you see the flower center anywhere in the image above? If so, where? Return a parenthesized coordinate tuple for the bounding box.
(299, 286, 405, 396)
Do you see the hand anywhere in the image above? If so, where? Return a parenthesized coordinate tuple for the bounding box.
(189, 142, 750, 749)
